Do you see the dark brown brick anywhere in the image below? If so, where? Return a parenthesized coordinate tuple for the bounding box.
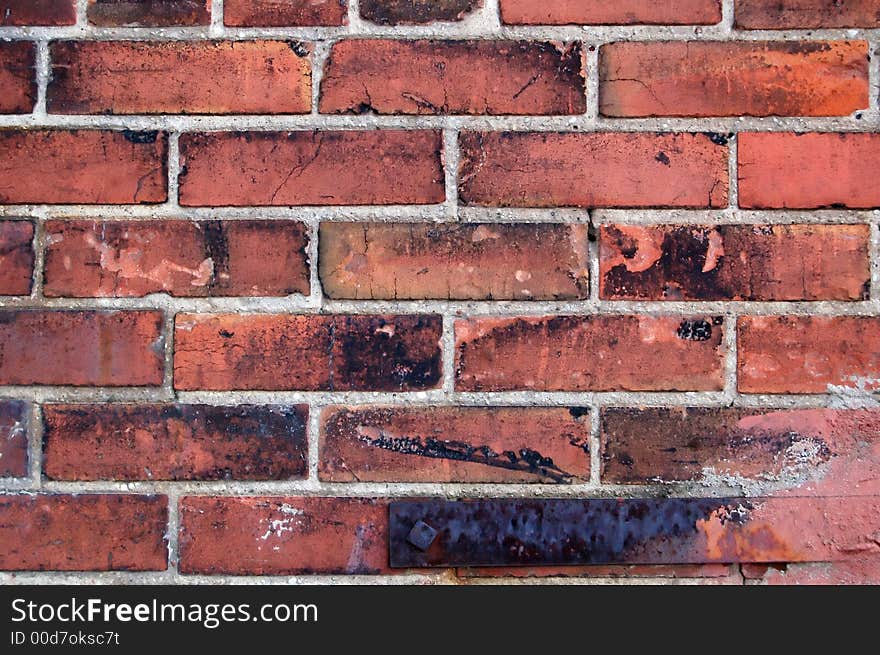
(0, 1, 76, 25)
(500, 0, 722, 25)
(736, 0, 880, 29)
(87, 0, 211, 26)
(0, 42, 36, 114)
(0, 220, 34, 296)
(43, 404, 308, 481)
(360, 0, 481, 24)
(224, 0, 347, 26)
(0, 401, 28, 478)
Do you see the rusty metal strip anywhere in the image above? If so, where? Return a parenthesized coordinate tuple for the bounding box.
(388, 497, 880, 567)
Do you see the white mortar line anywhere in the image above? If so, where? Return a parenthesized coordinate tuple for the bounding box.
(210, 0, 224, 36)
(33, 40, 49, 117)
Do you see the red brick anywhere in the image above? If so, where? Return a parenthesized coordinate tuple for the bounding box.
(455, 315, 726, 392)
(224, 0, 347, 26)
(320, 40, 585, 116)
(458, 132, 729, 208)
(600, 41, 868, 118)
(736, 0, 880, 29)
(738, 316, 880, 394)
(43, 404, 308, 481)
(0, 42, 36, 114)
(457, 564, 735, 579)
(0, 130, 167, 205)
(174, 314, 442, 391)
(738, 132, 880, 209)
(48, 41, 311, 115)
(361, 0, 481, 24)
(320, 406, 591, 483)
(500, 0, 722, 25)
(87, 0, 212, 26)
(0, 0, 76, 25)
(319, 222, 590, 300)
(0, 401, 28, 478)
(179, 497, 388, 575)
(178, 130, 444, 206)
(599, 224, 870, 301)
(744, 561, 880, 585)
(44, 220, 310, 298)
(601, 408, 880, 494)
(0, 310, 164, 386)
(0, 494, 167, 571)
(0, 220, 34, 296)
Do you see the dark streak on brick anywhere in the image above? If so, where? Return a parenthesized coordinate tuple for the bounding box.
(122, 129, 159, 144)
(360, 0, 482, 25)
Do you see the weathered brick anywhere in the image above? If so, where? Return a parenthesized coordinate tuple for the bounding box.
(174, 314, 442, 391)
(0, 0, 76, 25)
(320, 40, 585, 115)
(224, 0, 347, 26)
(457, 564, 736, 579)
(600, 41, 868, 118)
(0, 42, 36, 114)
(43, 404, 308, 481)
(744, 561, 880, 585)
(601, 407, 880, 494)
(0, 130, 168, 205)
(0, 401, 28, 478)
(49, 41, 311, 115)
(599, 224, 870, 301)
(738, 132, 880, 209)
(44, 220, 310, 298)
(179, 497, 388, 575)
(0, 220, 34, 296)
(458, 132, 728, 208)
(0, 310, 164, 386)
(736, 0, 880, 29)
(0, 494, 167, 571)
(455, 315, 726, 391)
(360, 0, 481, 24)
(320, 406, 591, 483)
(319, 222, 590, 300)
(87, 0, 211, 25)
(178, 130, 444, 206)
(500, 0, 722, 25)
(738, 316, 880, 394)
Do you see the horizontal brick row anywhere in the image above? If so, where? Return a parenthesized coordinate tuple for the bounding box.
(1, 131, 879, 208)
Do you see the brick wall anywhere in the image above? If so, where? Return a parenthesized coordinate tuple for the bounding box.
(1, 0, 879, 585)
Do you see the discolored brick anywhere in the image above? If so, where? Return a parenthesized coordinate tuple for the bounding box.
(458, 131, 729, 208)
(178, 130, 444, 206)
(87, 0, 211, 26)
(360, 0, 481, 24)
(319, 222, 590, 300)
(599, 224, 870, 301)
(320, 406, 591, 483)
(455, 315, 726, 391)
(736, 0, 880, 29)
(43, 404, 308, 481)
(457, 564, 736, 579)
(224, 0, 347, 26)
(44, 220, 310, 298)
(599, 41, 869, 117)
(174, 314, 443, 391)
(0, 310, 165, 386)
(0, 220, 34, 296)
(0, 1, 76, 25)
(0, 494, 168, 571)
(320, 40, 585, 115)
(0, 401, 28, 478)
(0, 42, 36, 114)
(744, 561, 880, 584)
(500, 0, 722, 25)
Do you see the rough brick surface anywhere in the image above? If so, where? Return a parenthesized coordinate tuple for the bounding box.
(0, 311, 164, 386)
(0, 401, 28, 478)
(738, 316, 880, 394)
(457, 564, 735, 579)
(49, 41, 312, 115)
(736, 0, 880, 29)
(178, 131, 444, 206)
(43, 404, 308, 481)
(0, 41, 36, 114)
(320, 40, 585, 115)
(361, 0, 482, 24)
(0, 130, 167, 205)
(459, 132, 729, 208)
(599, 41, 869, 117)
(0, 220, 34, 296)
(500, 0, 723, 25)
(320, 222, 590, 300)
(179, 497, 389, 575)
(87, 0, 212, 26)
(320, 406, 591, 482)
(744, 561, 880, 585)
(0, 1, 76, 25)
(174, 314, 443, 391)
(0, 494, 168, 571)
(224, 0, 347, 26)
(456, 315, 726, 391)
(44, 220, 310, 298)
(599, 224, 870, 301)
(738, 133, 880, 209)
